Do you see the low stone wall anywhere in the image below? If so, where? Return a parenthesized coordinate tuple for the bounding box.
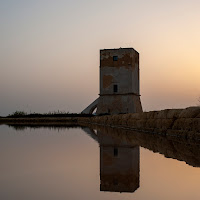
(77, 107, 200, 140)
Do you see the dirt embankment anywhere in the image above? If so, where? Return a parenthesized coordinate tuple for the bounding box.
(0, 117, 78, 126)
(77, 107, 200, 140)
(1, 107, 200, 139)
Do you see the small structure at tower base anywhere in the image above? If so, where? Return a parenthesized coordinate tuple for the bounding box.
(82, 48, 143, 115)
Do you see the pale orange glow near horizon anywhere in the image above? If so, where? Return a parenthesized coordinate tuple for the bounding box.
(1, 0, 200, 116)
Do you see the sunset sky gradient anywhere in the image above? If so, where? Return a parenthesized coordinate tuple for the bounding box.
(1, 0, 200, 116)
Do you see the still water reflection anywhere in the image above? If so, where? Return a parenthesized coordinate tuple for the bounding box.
(1, 124, 200, 199)
(96, 128, 139, 193)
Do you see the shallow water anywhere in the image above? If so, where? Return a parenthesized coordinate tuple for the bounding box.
(0, 125, 200, 200)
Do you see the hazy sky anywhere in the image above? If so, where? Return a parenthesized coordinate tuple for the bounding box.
(1, 0, 200, 116)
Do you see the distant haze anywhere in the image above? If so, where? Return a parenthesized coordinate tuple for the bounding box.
(1, 0, 200, 116)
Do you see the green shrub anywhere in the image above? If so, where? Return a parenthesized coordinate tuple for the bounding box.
(9, 111, 27, 116)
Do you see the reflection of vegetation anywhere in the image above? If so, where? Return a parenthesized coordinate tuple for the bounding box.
(9, 124, 81, 131)
(9, 125, 27, 131)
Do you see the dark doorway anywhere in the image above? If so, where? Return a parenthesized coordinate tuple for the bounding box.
(114, 148, 118, 157)
(113, 84, 118, 93)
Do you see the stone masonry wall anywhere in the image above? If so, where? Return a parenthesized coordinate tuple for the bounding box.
(78, 107, 200, 140)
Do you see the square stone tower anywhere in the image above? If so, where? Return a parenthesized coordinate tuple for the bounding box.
(96, 48, 142, 114)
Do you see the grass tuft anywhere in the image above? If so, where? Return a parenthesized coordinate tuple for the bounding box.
(9, 111, 27, 117)
(7, 110, 93, 118)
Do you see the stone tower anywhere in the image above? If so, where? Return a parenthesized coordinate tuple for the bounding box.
(82, 48, 142, 115)
(97, 48, 142, 114)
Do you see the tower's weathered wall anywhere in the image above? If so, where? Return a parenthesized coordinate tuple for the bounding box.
(99, 48, 139, 95)
(97, 48, 142, 114)
(97, 95, 142, 114)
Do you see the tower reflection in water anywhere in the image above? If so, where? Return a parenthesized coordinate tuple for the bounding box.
(98, 129, 140, 193)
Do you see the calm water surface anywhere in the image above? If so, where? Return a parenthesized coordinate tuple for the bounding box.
(0, 125, 200, 200)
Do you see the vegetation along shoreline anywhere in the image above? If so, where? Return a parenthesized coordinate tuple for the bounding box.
(0, 106, 199, 140)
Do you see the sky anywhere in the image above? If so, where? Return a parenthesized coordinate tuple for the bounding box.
(1, 0, 200, 116)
